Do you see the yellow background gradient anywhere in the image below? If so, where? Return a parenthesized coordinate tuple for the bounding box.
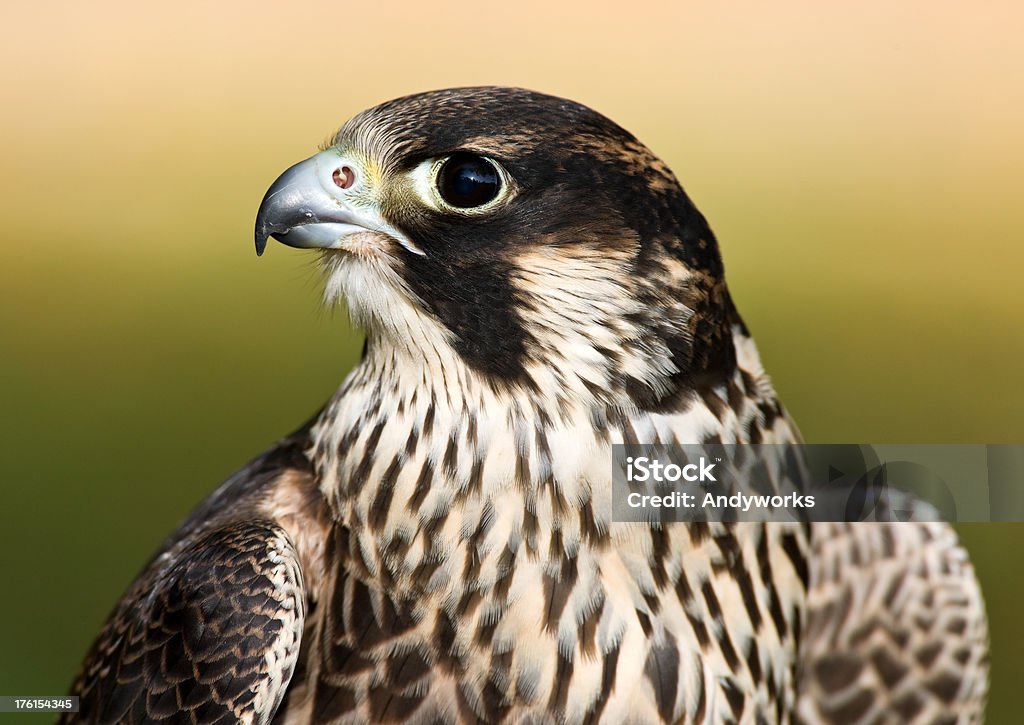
(1, 1, 1022, 720)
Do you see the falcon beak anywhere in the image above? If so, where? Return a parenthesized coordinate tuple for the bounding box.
(254, 150, 422, 257)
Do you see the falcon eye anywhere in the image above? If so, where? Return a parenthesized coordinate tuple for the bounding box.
(436, 153, 501, 209)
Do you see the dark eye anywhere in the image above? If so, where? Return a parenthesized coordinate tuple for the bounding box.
(436, 153, 501, 208)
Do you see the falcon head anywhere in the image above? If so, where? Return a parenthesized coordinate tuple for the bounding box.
(255, 87, 739, 410)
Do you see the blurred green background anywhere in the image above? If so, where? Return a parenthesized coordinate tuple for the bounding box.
(1, 1, 1022, 721)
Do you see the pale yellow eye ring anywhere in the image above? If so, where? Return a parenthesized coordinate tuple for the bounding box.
(406, 156, 514, 214)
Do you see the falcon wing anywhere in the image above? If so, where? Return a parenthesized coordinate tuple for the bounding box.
(62, 422, 328, 725)
(797, 520, 989, 724)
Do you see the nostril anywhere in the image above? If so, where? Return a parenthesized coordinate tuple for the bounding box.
(333, 166, 356, 190)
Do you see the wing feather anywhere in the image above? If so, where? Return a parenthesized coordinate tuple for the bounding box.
(797, 520, 989, 724)
(62, 422, 328, 725)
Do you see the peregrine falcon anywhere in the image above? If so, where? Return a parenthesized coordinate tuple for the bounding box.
(63, 87, 989, 724)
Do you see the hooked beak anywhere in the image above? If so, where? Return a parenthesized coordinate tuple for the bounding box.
(254, 150, 422, 257)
